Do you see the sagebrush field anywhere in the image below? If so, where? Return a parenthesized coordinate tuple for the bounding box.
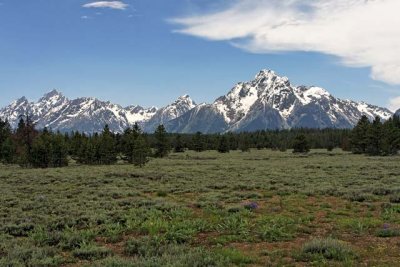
(1, 149, 400, 266)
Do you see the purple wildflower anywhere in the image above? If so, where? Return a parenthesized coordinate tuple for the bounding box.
(244, 202, 258, 211)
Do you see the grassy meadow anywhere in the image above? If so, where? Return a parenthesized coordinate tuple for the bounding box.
(1, 149, 400, 266)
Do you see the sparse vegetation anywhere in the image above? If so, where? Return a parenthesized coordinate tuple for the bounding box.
(1, 149, 400, 266)
(297, 238, 355, 262)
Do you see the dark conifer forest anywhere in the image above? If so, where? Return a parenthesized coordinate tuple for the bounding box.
(1, 115, 399, 168)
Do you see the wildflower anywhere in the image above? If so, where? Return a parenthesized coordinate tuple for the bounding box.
(244, 202, 258, 211)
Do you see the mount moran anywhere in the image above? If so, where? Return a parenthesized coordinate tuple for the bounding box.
(0, 70, 394, 133)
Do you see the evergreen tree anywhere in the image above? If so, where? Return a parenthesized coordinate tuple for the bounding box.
(69, 131, 85, 157)
(0, 119, 12, 163)
(121, 124, 151, 165)
(76, 136, 97, 165)
(366, 116, 384, 156)
(51, 132, 69, 167)
(192, 132, 206, 152)
(174, 134, 185, 153)
(239, 136, 250, 152)
(351, 115, 370, 154)
(292, 134, 310, 153)
(326, 142, 335, 152)
(217, 135, 230, 153)
(1, 137, 16, 164)
(30, 128, 52, 168)
(15, 115, 38, 167)
(0, 119, 11, 145)
(132, 135, 151, 167)
(154, 125, 170, 158)
(98, 125, 118, 164)
(227, 133, 238, 150)
(378, 116, 400, 155)
(121, 127, 137, 163)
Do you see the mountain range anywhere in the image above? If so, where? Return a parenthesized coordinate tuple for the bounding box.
(0, 70, 395, 133)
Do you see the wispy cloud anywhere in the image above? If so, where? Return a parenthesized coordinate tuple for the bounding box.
(171, 0, 400, 85)
(83, 1, 128, 10)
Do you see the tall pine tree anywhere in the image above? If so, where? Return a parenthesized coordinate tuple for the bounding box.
(351, 115, 370, 154)
(192, 131, 206, 152)
(174, 134, 185, 153)
(292, 134, 310, 153)
(132, 135, 151, 167)
(98, 125, 118, 164)
(366, 116, 384, 156)
(217, 135, 230, 153)
(154, 125, 170, 158)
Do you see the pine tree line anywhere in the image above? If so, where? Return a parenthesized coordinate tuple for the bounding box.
(1, 114, 398, 168)
(351, 115, 400, 156)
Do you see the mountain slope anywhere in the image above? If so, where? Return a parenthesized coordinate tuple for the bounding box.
(166, 104, 229, 133)
(0, 90, 158, 133)
(144, 95, 196, 132)
(0, 70, 393, 133)
(165, 70, 392, 133)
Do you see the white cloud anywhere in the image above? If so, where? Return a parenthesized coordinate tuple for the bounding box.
(388, 96, 400, 112)
(171, 0, 400, 85)
(83, 1, 128, 10)
(81, 15, 90, 19)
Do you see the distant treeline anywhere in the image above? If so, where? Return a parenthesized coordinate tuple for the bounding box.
(0, 114, 399, 168)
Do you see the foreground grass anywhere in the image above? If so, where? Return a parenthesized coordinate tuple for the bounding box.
(1, 149, 400, 266)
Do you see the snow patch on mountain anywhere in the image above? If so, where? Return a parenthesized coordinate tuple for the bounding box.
(0, 69, 394, 133)
(143, 95, 197, 132)
(0, 90, 162, 133)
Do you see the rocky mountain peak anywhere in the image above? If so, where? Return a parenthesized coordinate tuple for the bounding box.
(254, 69, 290, 88)
(0, 70, 394, 133)
(174, 95, 196, 109)
(14, 96, 29, 105)
(38, 89, 65, 102)
(178, 94, 190, 100)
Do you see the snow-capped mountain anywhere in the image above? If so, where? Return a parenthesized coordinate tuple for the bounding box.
(144, 95, 196, 132)
(166, 70, 392, 133)
(395, 109, 400, 117)
(0, 70, 393, 133)
(0, 90, 158, 133)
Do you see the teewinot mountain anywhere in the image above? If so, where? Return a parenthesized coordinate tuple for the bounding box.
(0, 70, 393, 133)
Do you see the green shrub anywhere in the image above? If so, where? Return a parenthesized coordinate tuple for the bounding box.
(93, 257, 135, 267)
(102, 223, 125, 243)
(216, 213, 250, 236)
(216, 248, 255, 265)
(3, 245, 63, 266)
(2, 223, 34, 237)
(338, 218, 382, 235)
(389, 194, 400, 203)
(124, 236, 165, 257)
(376, 226, 400, 237)
(347, 192, 371, 202)
(165, 222, 197, 244)
(125, 242, 229, 267)
(257, 216, 296, 242)
(298, 238, 355, 262)
(60, 228, 96, 250)
(72, 244, 112, 260)
(156, 190, 168, 197)
(30, 227, 62, 246)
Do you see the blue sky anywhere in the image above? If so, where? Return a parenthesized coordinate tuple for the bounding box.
(0, 0, 399, 110)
